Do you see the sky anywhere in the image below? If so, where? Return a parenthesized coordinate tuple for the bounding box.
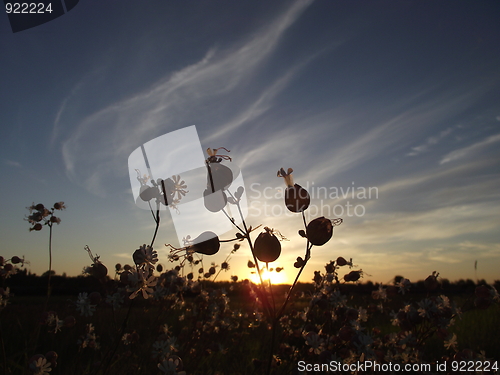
(1, 0, 499, 284)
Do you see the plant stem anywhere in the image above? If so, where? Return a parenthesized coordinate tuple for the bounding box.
(44, 223, 53, 310)
(277, 211, 311, 318)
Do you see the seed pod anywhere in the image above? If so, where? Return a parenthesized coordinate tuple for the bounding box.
(203, 189, 227, 212)
(132, 249, 146, 265)
(253, 229, 281, 263)
(90, 262, 108, 279)
(306, 217, 333, 246)
(284, 184, 310, 213)
(344, 270, 360, 282)
(191, 231, 220, 255)
(336, 257, 347, 266)
(206, 163, 233, 192)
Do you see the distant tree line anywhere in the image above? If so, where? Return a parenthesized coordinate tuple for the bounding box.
(3, 268, 499, 296)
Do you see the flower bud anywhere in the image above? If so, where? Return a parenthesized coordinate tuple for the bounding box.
(191, 231, 220, 255)
(11, 256, 21, 264)
(284, 184, 310, 213)
(306, 217, 333, 246)
(253, 229, 281, 263)
(53, 202, 64, 210)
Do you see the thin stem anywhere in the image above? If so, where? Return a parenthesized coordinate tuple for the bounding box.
(148, 200, 161, 248)
(277, 211, 311, 318)
(267, 263, 276, 317)
(229, 191, 274, 318)
(266, 318, 277, 375)
(44, 223, 53, 310)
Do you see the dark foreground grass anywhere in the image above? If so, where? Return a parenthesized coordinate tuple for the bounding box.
(1, 286, 499, 375)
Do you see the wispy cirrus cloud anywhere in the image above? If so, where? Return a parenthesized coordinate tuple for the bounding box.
(406, 127, 453, 156)
(59, 0, 314, 197)
(440, 133, 500, 164)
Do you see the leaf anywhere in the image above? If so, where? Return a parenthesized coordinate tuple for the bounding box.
(294, 257, 305, 268)
(235, 186, 244, 199)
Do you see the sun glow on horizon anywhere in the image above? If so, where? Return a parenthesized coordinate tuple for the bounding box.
(249, 267, 288, 285)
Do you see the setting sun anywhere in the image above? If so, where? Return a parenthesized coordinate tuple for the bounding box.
(249, 267, 288, 285)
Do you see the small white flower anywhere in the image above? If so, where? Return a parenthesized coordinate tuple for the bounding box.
(29, 357, 52, 375)
(129, 275, 157, 300)
(444, 333, 458, 350)
(75, 293, 96, 317)
(158, 357, 186, 374)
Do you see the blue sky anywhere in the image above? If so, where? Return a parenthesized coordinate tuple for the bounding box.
(1, 0, 499, 284)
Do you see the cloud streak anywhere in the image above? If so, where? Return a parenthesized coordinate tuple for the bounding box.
(60, 0, 314, 197)
(440, 133, 500, 164)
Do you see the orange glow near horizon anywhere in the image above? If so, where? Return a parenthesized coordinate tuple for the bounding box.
(249, 267, 289, 285)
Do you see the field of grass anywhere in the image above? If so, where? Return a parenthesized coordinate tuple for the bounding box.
(1, 277, 499, 375)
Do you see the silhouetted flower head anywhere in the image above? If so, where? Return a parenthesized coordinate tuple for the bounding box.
(277, 168, 310, 213)
(253, 227, 282, 263)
